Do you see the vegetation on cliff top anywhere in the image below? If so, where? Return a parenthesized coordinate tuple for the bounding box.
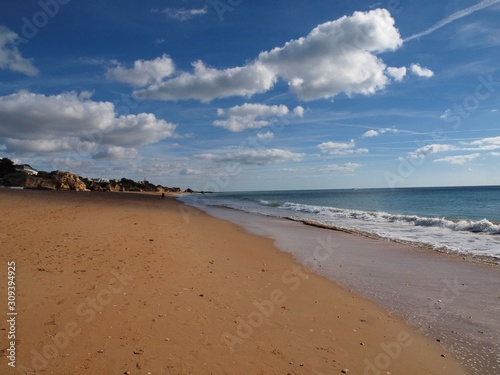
(0, 158, 199, 193)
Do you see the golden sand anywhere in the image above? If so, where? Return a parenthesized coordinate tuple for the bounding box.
(0, 189, 469, 374)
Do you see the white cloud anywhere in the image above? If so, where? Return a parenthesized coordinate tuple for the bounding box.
(361, 127, 398, 138)
(404, 137, 500, 162)
(106, 54, 175, 86)
(179, 168, 205, 176)
(459, 136, 500, 151)
(408, 144, 455, 159)
(197, 148, 305, 165)
(135, 61, 276, 102)
(256, 132, 275, 140)
(490, 152, 500, 157)
(257, 8, 402, 101)
(0, 91, 177, 159)
(410, 63, 434, 78)
(386, 66, 407, 81)
(293, 106, 305, 117)
(405, 0, 500, 42)
(434, 153, 480, 165)
(135, 9, 404, 102)
(470, 136, 500, 147)
(362, 130, 379, 138)
(92, 146, 139, 160)
(100, 113, 178, 147)
(440, 108, 453, 119)
(318, 140, 369, 155)
(324, 162, 361, 172)
(156, 7, 207, 21)
(214, 103, 303, 132)
(3, 138, 93, 154)
(0, 26, 38, 76)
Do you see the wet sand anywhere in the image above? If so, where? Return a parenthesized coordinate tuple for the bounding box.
(196, 204, 500, 375)
(0, 189, 469, 374)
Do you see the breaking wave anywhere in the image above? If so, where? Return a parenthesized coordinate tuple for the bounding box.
(259, 201, 500, 235)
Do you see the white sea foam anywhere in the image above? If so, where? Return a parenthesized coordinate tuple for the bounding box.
(278, 202, 500, 235)
(181, 193, 500, 261)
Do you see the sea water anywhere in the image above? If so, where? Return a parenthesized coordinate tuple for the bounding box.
(181, 186, 500, 261)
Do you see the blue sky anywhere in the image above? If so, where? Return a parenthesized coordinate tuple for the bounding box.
(0, 0, 499, 191)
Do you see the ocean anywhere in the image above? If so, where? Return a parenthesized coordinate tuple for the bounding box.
(181, 185, 500, 262)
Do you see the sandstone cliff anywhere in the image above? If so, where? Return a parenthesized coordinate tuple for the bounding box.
(3, 171, 87, 191)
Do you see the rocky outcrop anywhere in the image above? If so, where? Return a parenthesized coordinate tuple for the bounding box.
(52, 171, 87, 191)
(83, 179, 121, 192)
(3, 173, 57, 190)
(3, 171, 85, 191)
(2, 173, 28, 187)
(2, 158, 203, 193)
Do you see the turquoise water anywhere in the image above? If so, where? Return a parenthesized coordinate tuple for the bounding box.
(181, 186, 500, 260)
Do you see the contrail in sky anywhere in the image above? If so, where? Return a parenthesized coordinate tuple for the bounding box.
(404, 0, 500, 42)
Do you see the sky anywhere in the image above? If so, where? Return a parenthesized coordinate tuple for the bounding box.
(0, 0, 499, 191)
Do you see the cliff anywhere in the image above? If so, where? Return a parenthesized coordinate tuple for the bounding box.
(1, 171, 203, 193)
(2, 171, 87, 191)
(0, 157, 203, 193)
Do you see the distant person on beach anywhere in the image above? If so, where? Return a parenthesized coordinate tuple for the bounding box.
(162, 192, 165, 200)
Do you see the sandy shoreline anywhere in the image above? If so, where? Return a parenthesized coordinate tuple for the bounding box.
(0, 189, 469, 374)
(194, 203, 500, 375)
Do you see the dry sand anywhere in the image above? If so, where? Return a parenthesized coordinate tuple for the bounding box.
(0, 189, 469, 374)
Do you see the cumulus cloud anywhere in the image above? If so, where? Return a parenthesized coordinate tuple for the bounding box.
(408, 144, 455, 159)
(361, 127, 398, 138)
(0, 91, 177, 159)
(135, 61, 276, 102)
(3, 138, 93, 154)
(135, 8, 404, 102)
(318, 140, 368, 155)
(293, 106, 305, 117)
(213, 103, 303, 132)
(0, 26, 38, 76)
(92, 146, 139, 160)
(256, 132, 275, 140)
(324, 162, 361, 172)
(106, 54, 175, 86)
(410, 63, 434, 78)
(197, 148, 305, 165)
(386, 66, 407, 81)
(362, 130, 379, 138)
(257, 9, 402, 101)
(434, 153, 480, 165)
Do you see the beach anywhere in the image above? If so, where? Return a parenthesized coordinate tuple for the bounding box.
(0, 189, 471, 374)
